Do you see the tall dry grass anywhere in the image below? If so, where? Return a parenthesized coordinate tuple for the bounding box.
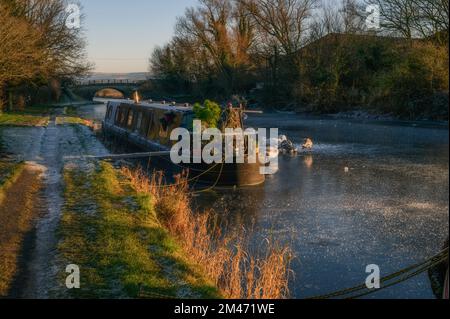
(121, 167, 292, 299)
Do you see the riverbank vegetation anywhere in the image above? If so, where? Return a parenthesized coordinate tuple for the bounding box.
(0, 106, 51, 127)
(59, 162, 291, 299)
(0, 113, 50, 127)
(55, 116, 90, 126)
(121, 167, 292, 299)
(0, 0, 91, 112)
(59, 163, 220, 299)
(0, 105, 90, 127)
(149, 0, 449, 120)
(0, 162, 42, 297)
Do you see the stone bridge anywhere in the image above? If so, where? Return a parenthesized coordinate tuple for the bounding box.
(68, 79, 147, 100)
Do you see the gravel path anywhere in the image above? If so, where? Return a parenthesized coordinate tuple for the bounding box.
(1, 119, 108, 298)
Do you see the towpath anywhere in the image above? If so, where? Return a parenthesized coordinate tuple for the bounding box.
(0, 117, 108, 298)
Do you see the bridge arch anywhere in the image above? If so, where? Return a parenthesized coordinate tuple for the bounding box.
(69, 82, 141, 100)
(94, 87, 126, 99)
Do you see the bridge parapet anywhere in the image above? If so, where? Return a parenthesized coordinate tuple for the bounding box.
(73, 79, 146, 86)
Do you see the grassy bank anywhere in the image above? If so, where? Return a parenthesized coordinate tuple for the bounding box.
(0, 105, 52, 127)
(55, 105, 93, 126)
(123, 168, 292, 299)
(0, 162, 42, 297)
(59, 162, 220, 299)
(55, 116, 90, 126)
(59, 162, 291, 299)
(0, 105, 92, 127)
(0, 113, 49, 127)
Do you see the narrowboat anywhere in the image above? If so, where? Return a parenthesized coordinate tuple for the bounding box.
(102, 100, 266, 187)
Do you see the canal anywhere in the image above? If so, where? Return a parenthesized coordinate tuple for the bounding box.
(78, 103, 449, 299)
(216, 113, 449, 299)
(2, 103, 448, 299)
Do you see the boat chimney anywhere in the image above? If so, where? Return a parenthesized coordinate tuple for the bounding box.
(133, 90, 141, 104)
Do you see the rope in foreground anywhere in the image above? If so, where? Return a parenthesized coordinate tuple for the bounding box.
(137, 249, 448, 300)
(307, 248, 448, 299)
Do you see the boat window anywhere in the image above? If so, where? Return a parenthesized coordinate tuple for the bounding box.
(118, 108, 126, 126)
(147, 111, 156, 139)
(127, 109, 134, 128)
(139, 112, 149, 136)
(136, 112, 143, 132)
(182, 113, 195, 130)
(122, 109, 127, 127)
(115, 107, 121, 124)
(160, 112, 176, 134)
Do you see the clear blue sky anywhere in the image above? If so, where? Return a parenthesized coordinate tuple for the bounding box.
(79, 0, 197, 73)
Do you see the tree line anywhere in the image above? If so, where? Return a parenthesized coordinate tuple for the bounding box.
(0, 0, 90, 111)
(149, 0, 449, 120)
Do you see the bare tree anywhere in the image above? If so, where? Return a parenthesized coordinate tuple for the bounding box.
(365, 0, 448, 42)
(2, 0, 91, 79)
(175, 0, 256, 92)
(314, 2, 344, 36)
(0, 0, 91, 110)
(309, 0, 365, 43)
(366, 0, 418, 38)
(238, 0, 318, 55)
(0, 3, 49, 110)
(233, 0, 257, 65)
(411, 0, 449, 43)
(340, 0, 366, 33)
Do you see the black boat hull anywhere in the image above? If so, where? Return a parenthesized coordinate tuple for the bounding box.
(103, 123, 265, 187)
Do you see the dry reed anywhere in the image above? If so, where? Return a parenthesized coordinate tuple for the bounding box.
(121, 166, 292, 299)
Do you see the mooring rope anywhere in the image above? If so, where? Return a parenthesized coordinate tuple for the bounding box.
(141, 162, 222, 190)
(347, 253, 448, 299)
(192, 161, 225, 194)
(136, 249, 448, 300)
(307, 248, 448, 299)
(137, 284, 180, 299)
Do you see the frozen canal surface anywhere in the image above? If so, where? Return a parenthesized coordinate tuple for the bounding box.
(213, 114, 449, 299)
(78, 104, 449, 299)
(2, 104, 448, 299)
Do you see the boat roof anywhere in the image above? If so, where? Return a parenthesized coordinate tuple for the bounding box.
(107, 99, 194, 112)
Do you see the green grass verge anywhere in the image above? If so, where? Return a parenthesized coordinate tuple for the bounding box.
(58, 162, 220, 299)
(0, 105, 86, 127)
(55, 117, 88, 126)
(0, 113, 49, 127)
